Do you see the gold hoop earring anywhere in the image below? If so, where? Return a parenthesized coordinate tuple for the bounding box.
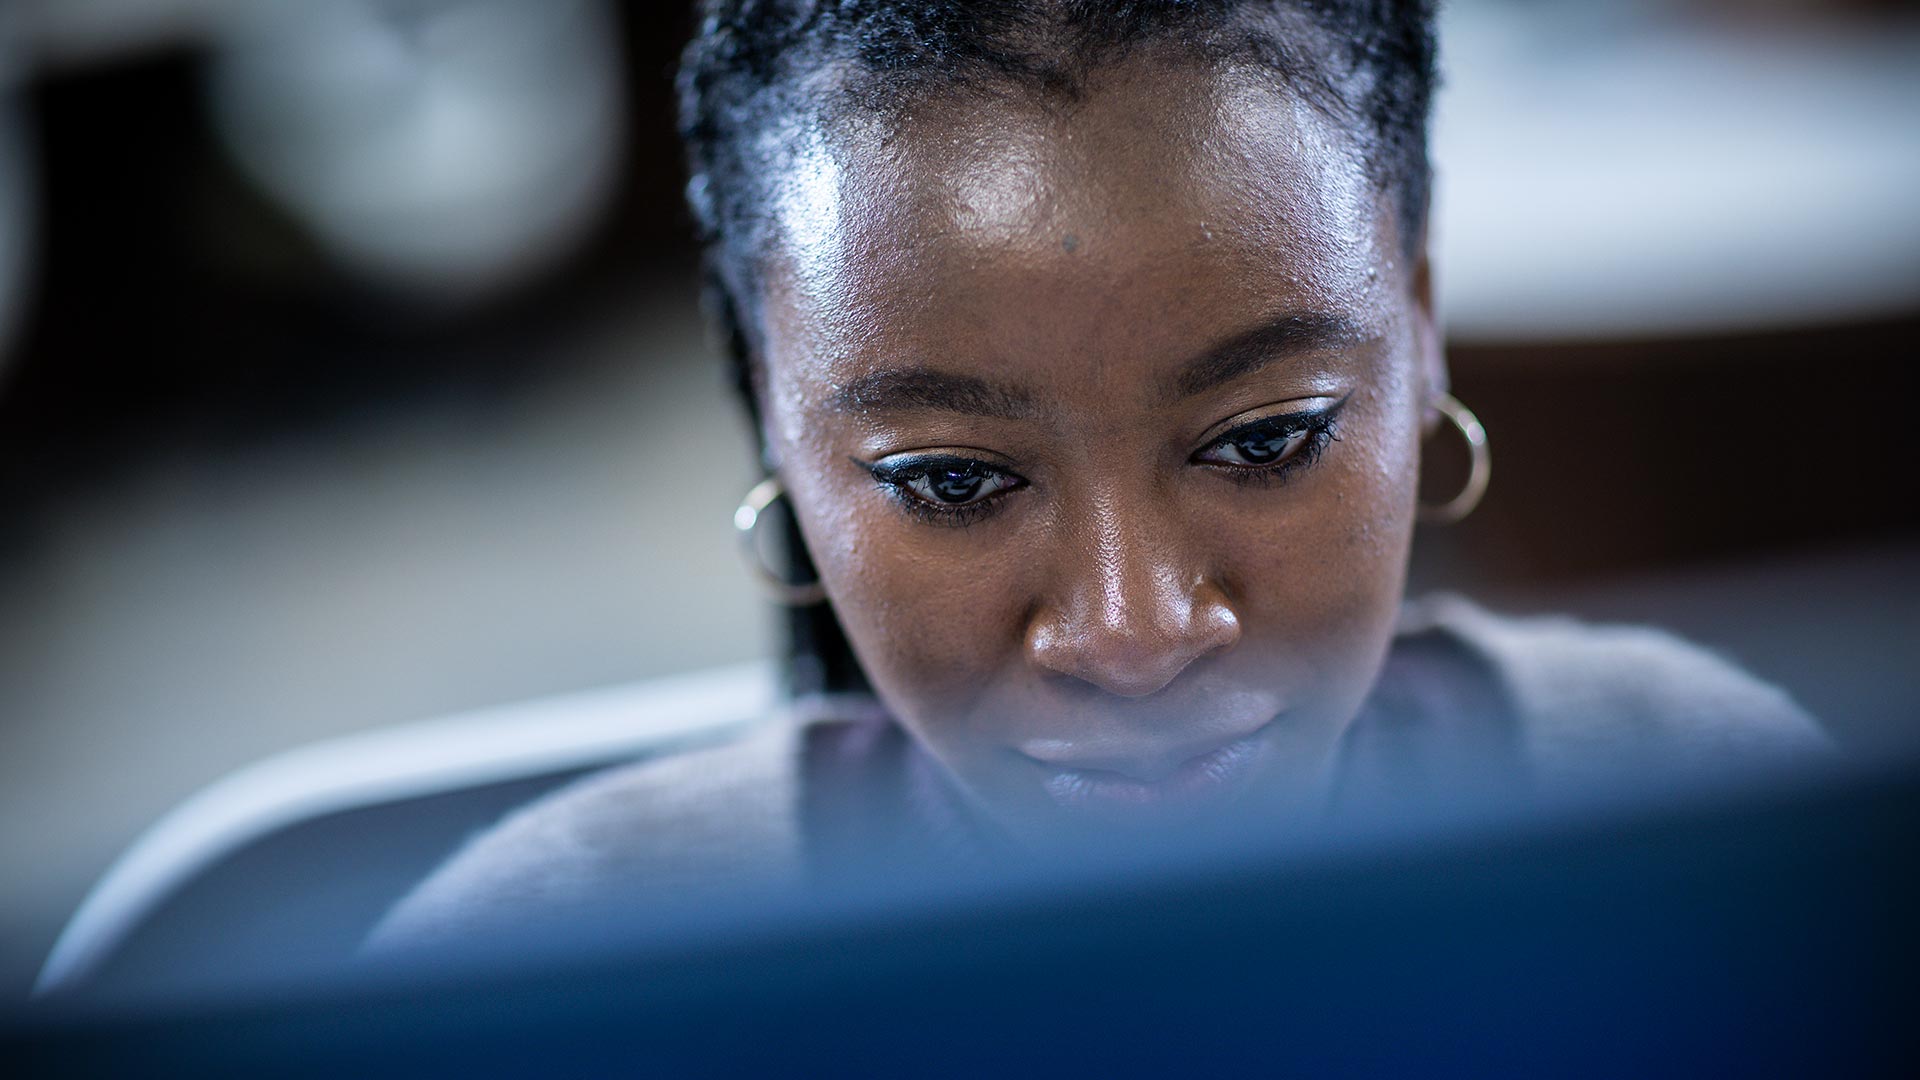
(1418, 393, 1491, 525)
(733, 477, 828, 606)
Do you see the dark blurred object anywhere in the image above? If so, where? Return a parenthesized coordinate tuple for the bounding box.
(8, 755, 1916, 1078)
(1424, 317, 1920, 583)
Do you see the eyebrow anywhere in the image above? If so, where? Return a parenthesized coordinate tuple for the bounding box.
(829, 312, 1371, 420)
(1164, 312, 1375, 401)
(833, 367, 1039, 421)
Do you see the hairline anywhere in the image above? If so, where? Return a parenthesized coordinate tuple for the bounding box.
(725, 38, 1419, 364)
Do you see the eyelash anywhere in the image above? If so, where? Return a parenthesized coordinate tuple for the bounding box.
(862, 403, 1343, 525)
(863, 455, 1027, 527)
(1194, 407, 1343, 488)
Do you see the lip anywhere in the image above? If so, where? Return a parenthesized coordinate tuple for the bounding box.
(1028, 723, 1274, 824)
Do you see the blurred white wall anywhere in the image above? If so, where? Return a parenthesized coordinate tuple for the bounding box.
(1433, 2, 1920, 339)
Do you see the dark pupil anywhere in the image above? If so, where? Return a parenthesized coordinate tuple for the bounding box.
(1238, 431, 1293, 464)
(931, 470, 984, 503)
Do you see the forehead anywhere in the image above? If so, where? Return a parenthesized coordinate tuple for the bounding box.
(761, 52, 1393, 390)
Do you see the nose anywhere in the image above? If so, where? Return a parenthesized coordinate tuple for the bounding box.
(1024, 503, 1240, 698)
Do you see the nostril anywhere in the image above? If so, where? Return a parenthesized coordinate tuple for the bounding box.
(1025, 598, 1240, 698)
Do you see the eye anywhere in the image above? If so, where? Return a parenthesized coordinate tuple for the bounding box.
(862, 454, 1028, 523)
(902, 464, 1022, 506)
(1197, 423, 1312, 467)
(1191, 400, 1345, 484)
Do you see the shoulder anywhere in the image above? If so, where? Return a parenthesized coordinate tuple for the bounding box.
(366, 716, 806, 956)
(1401, 595, 1836, 787)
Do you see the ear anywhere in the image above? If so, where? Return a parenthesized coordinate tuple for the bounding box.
(1407, 222, 1448, 436)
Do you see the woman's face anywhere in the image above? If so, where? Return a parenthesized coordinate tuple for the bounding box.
(756, 54, 1441, 844)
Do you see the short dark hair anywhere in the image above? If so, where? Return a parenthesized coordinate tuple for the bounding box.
(676, 1, 1440, 694)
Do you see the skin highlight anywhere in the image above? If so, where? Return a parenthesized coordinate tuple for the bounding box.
(754, 52, 1444, 845)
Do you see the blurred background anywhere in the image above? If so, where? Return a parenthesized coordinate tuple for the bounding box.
(0, 0, 1915, 1002)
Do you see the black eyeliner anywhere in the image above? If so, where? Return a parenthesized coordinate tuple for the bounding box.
(857, 453, 999, 485)
(854, 453, 1027, 527)
(1198, 394, 1349, 486)
(1212, 393, 1350, 446)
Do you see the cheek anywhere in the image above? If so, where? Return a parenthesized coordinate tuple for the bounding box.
(1218, 382, 1421, 716)
(780, 451, 1026, 725)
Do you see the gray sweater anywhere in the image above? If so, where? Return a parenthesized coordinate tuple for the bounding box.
(367, 597, 1832, 954)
